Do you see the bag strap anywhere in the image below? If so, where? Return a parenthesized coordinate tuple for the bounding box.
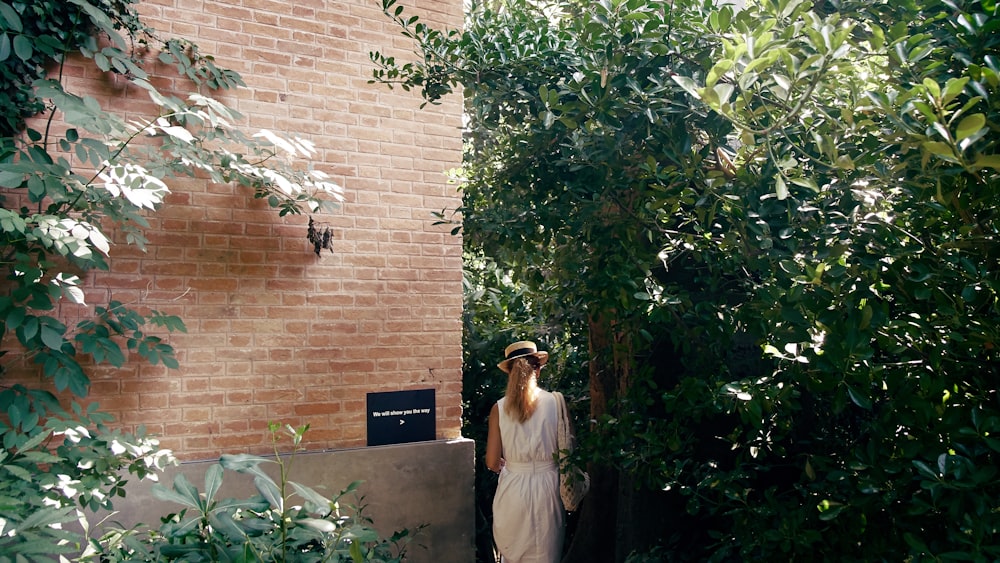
(553, 391, 574, 455)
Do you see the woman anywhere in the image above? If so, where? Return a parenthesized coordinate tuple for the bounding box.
(486, 341, 565, 563)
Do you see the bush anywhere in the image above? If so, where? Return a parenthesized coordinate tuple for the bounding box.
(89, 424, 422, 563)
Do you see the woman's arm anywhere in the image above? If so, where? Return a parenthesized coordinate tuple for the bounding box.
(485, 403, 504, 473)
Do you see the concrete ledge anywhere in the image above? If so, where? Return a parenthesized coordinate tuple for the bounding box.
(101, 438, 475, 563)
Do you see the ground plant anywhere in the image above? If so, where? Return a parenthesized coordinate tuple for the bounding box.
(373, 0, 1000, 560)
(91, 423, 420, 563)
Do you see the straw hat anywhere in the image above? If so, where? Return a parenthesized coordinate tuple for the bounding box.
(497, 341, 549, 374)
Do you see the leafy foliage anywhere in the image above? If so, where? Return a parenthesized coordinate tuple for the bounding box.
(0, 0, 240, 136)
(91, 424, 422, 563)
(0, 0, 134, 136)
(0, 400, 174, 561)
(374, 0, 1000, 559)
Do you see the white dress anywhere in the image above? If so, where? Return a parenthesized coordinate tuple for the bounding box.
(493, 391, 565, 563)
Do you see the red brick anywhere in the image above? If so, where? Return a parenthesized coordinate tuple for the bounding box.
(1, 0, 466, 461)
(171, 392, 226, 407)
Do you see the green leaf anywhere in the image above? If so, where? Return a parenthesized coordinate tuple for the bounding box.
(40, 325, 64, 350)
(300, 517, 337, 533)
(27, 174, 45, 199)
(0, 4, 22, 33)
(339, 480, 364, 497)
(219, 453, 273, 481)
(744, 50, 779, 75)
(163, 474, 204, 509)
(713, 84, 734, 108)
(0, 34, 10, 61)
(254, 474, 282, 510)
(671, 75, 701, 100)
(922, 141, 954, 157)
(349, 540, 364, 562)
(774, 174, 788, 200)
(204, 463, 223, 504)
(984, 437, 1000, 453)
(0, 168, 23, 188)
(162, 517, 202, 540)
(954, 113, 985, 142)
(846, 386, 871, 410)
(5, 308, 28, 330)
(344, 524, 380, 543)
(20, 450, 60, 464)
(291, 481, 333, 516)
(973, 154, 1000, 170)
(21, 315, 39, 341)
(941, 76, 969, 104)
(94, 51, 110, 72)
(705, 59, 734, 88)
(66, 0, 126, 50)
(207, 511, 245, 541)
(19, 504, 78, 531)
(3, 463, 32, 481)
(789, 177, 819, 191)
(213, 495, 271, 513)
(151, 482, 194, 507)
(717, 7, 732, 32)
(12, 34, 31, 60)
(816, 499, 844, 521)
(19, 427, 52, 451)
(922, 77, 941, 98)
(912, 460, 939, 480)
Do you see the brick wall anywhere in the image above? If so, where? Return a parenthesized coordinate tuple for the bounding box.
(16, 0, 465, 460)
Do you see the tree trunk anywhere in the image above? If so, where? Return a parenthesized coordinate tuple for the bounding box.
(562, 312, 620, 563)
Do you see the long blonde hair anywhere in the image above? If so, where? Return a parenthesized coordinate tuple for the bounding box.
(504, 356, 540, 423)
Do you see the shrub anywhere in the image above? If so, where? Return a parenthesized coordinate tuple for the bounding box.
(89, 424, 423, 563)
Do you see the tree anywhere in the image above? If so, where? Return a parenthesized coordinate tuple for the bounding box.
(0, 0, 342, 556)
(374, 0, 999, 560)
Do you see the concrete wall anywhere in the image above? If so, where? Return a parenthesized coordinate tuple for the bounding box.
(101, 438, 475, 563)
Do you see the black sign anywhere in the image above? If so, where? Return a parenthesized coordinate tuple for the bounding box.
(366, 389, 436, 446)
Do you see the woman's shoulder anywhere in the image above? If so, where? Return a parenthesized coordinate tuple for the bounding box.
(540, 389, 562, 408)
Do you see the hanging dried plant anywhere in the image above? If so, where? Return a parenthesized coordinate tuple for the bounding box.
(307, 216, 334, 256)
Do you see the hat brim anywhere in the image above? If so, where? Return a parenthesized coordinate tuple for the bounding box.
(497, 351, 549, 373)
